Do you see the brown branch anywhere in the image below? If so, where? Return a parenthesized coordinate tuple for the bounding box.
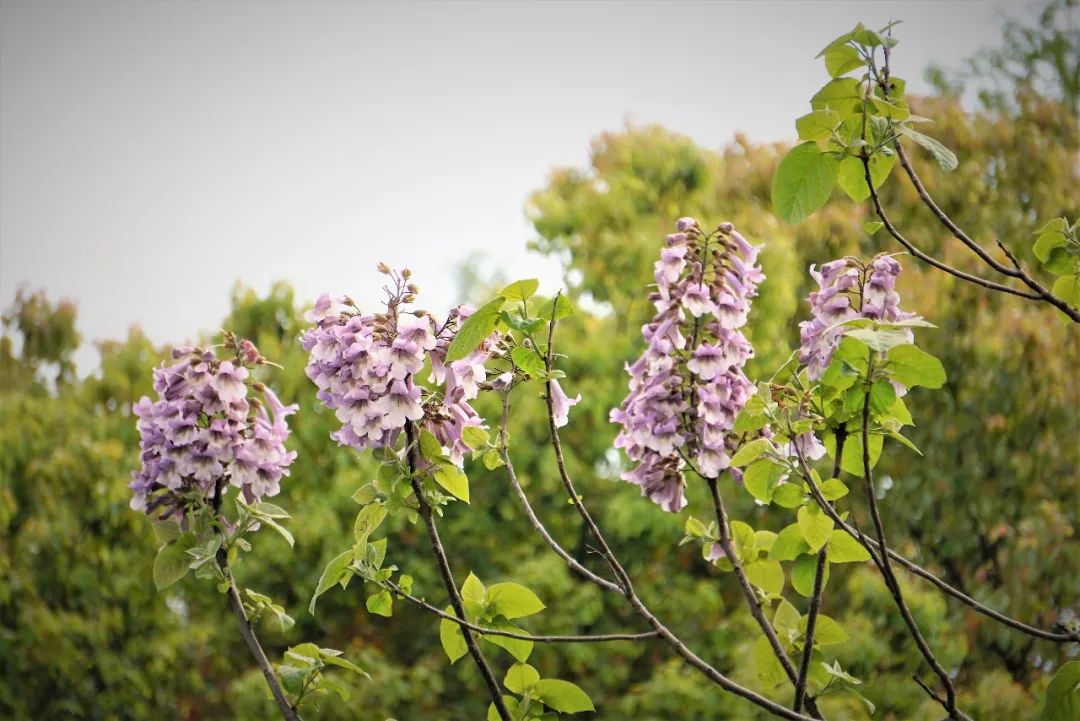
(497, 385, 623, 594)
(704, 475, 824, 720)
(794, 427, 847, 713)
(217, 553, 302, 721)
(403, 421, 512, 721)
(532, 302, 818, 721)
(856, 379, 967, 720)
(795, 439, 1079, 643)
(384, 579, 659, 643)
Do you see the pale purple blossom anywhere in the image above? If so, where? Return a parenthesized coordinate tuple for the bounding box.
(130, 344, 296, 520)
(612, 219, 765, 512)
(549, 379, 581, 428)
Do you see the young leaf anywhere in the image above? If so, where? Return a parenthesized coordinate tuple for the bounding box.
(744, 459, 785, 503)
(486, 582, 546, 620)
(792, 554, 830, 597)
(309, 550, 354, 614)
(744, 559, 785, 595)
(439, 609, 468, 664)
(887, 344, 946, 389)
(896, 125, 958, 171)
(797, 505, 835, 552)
(754, 635, 788, 687)
(823, 43, 864, 77)
(536, 294, 574, 321)
(511, 346, 547, 379)
(826, 529, 872, 563)
(819, 478, 848, 500)
(836, 153, 895, 202)
(1041, 660, 1080, 721)
(795, 108, 842, 142)
(504, 663, 540, 694)
(366, 589, 393, 617)
(461, 425, 490, 450)
(772, 482, 805, 508)
(354, 504, 388, 544)
(772, 142, 840, 224)
(433, 464, 470, 503)
(153, 541, 192, 591)
(770, 524, 811, 562)
(1051, 275, 1080, 307)
(461, 572, 487, 604)
(534, 679, 595, 714)
(809, 78, 863, 118)
(419, 427, 444, 462)
(482, 620, 533, 662)
(446, 296, 503, 362)
(500, 279, 539, 303)
(800, 614, 849, 647)
(730, 437, 771, 467)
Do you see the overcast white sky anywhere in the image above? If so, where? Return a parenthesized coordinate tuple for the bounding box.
(1, 0, 1023, 371)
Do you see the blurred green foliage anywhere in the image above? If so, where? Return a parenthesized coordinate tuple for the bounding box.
(2, 17, 1078, 721)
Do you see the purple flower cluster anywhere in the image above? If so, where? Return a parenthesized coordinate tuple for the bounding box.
(130, 345, 297, 519)
(611, 218, 765, 512)
(798, 254, 918, 380)
(300, 269, 493, 467)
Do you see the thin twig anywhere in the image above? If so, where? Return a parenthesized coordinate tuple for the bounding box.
(497, 386, 622, 594)
(217, 554, 302, 721)
(703, 475, 824, 720)
(856, 375, 967, 721)
(793, 427, 847, 713)
(533, 302, 818, 721)
(795, 442, 1079, 643)
(403, 421, 512, 721)
(384, 579, 659, 643)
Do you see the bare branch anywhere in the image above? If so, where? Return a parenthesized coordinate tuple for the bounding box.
(403, 421, 512, 721)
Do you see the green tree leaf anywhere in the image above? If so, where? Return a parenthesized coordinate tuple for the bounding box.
(309, 550, 354, 614)
(836, 153, 895, 202)
(730, 438, 771, 467)
(486, 582, 546, 620)
(810, 78, 863, 119)
(744, 459, 785, 503)
(461, 426, 490, 450)
(354, 503, 387, 544)
(482, 620, 533, 662)
(744, 559, 785, 595)
(153, 540, 192, 591)
(511, 346, 547, 379)
(826, 529, 872, 563)
(772, 142, 840, 224)
(797, 504, 835, 552)
(772, 482, 805, 508)
(536, 294, 574, 321)
(461, 572, 487, 605)
(824, 44, 864, 77)
(792, 554, 829, 597)
(366, 589, 393, 617)
(896, 125, 958, 171)
(500, 279, 539, 303)
(887, 344, 947, 389)
(534, 679, 595, 713)
(433, 464, 470, 503)
(770, 524, 811, 562)
(1052, 275, 1080, 307)
(801, 614, 849, 646)
(1041, 661, 1080, 721)
(795, 108, 842, 142)
(446, 296, 503, 362)
(504, 663, 540, 694)
(754, 635, 788, 686)
(439, 608, 468, 664)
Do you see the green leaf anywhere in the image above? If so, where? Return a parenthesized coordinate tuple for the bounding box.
(820, 478, 848, 501)
(795, 108, 842, 142)
(1041, 661, 1080, 721)
(797, 505, 834, 552)
(685, 516, 709, 538)
(864, 221, 884, 235)
(504, 663, 540, 694)
(729, 520, 757, 562)
(869, 379, 897, 415)
(846, 326, 912, 352)
(439, 608, 468, 664)
(534, 679, 595, 713)
(433, 464, 470, 503)
(446, 296, 503, 362)
(744, 559, 785, 595)
(461, 426, 490, 450)
(801, 614, 849, 646)
(836, 153, 895, 202)
(251, 501, 290, 519)
(366, 589, 393, 617)
(309, 550, 354, 614)
(482, 620, 533, 662)
(743, 459, 786, 503)
(771, 142, 840, 224)
(773, 599, 802, 638)
(152, 521, 181, 544)
(1052, 275, 1080, 307)
(772, 483, 805, 508)
(536, 294, 574, 321)
(461, 572, 487, 604)
(488, 697, 521, 721)
(809, 78, 863, 119)
(754, 635, 787, 687)
(483, 449, 505, 470)
(792, 554, 829, 597)
(500, 279, 539, 303)
(896, 125, 958, 171)
(353, 504, 387, 544)
(486, 582, 545, 619)
(887, 344, 946, 389)
(511, 346, 547, 379)
(153, 540, 192, 591)
(826, 529, 872, 563)
(730, 438, 771, 467)
(823, 43, 864, 77)
(770, 524, 811, 562)
(419, 427, 444, 461)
